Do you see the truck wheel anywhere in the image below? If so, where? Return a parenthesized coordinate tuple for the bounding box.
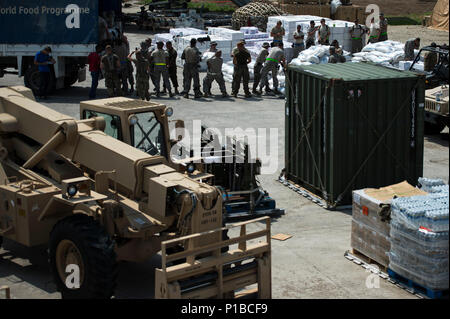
(424, 121, 445, 135)
(49, 214, 118, 299)
(24, 66, 55, 95)
(64, 74, 78, 88)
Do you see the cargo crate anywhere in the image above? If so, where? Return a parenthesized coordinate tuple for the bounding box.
(284, 63, 425, 207)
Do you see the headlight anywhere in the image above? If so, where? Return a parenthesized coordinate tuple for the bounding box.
(67, 185, 78, 197)
(165, 107, 174, 117)
(187, 163, 195, 174)
(129, 115, 139, 125)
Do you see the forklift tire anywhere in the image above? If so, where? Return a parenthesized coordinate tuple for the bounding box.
(49, 214, 118, 299)
(424, 121, 446, 135)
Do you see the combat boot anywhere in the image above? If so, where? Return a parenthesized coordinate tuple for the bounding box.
(175, 88, 180, 95)
(169, 90, 175, 98)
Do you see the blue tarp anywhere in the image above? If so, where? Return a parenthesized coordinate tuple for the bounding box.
(0, 0, 99, 44)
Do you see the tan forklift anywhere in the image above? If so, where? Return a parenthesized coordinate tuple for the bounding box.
(0, 86, 271, 299)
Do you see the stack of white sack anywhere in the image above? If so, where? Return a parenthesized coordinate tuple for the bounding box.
(351, 40, 423, 70)
(351, 40, 405, 66)
(289, 45, 351, 66)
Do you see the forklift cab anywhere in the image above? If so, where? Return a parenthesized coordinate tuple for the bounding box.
(80, 98, 174, 159)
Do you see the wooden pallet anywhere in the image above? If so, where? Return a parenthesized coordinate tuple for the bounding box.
(387, 269, 449, 299)
(344, 250, 389, 277)
(350, 248, 388, 273)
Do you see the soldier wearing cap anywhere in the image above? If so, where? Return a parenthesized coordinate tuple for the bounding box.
(208, 41, 218, 53)
(101, 44, 123, 97)
(128, 49, 151, 101)
(231, 40, 252, 98)
(181, 38, 202, 99)
(378, 13, 388, 42)
(203, 50, 228, 98)
(253, 42, 270, 95)
(258, 41, 285, 95)
(165, 41, 179, 95)
(151, 41, 174, 97)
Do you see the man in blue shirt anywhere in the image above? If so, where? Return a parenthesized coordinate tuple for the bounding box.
(34, 46, 55, 99)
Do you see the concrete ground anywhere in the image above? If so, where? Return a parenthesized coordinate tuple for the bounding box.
(0, 25, 448, 299)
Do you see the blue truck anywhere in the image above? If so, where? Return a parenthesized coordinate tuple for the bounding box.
(0, 0, 122, 92)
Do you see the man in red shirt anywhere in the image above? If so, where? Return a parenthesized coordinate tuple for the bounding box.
(88, 45, 102, 99)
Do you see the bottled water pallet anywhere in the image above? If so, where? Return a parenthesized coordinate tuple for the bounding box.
(387, 269, 449, 300)
(345, 250, 448, 299)
(277, 177, 352, 210)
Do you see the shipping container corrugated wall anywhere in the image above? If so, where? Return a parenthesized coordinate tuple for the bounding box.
(285, 63, 425, 207)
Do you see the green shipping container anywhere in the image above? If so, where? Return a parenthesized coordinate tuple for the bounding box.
(284, 63, 425, 207)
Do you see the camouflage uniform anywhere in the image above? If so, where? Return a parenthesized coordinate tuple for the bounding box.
(151, 48, 172, 94)
(167, 47, 178, 91)
(328, 53, 346, 64)
(101, 53, 123, 97)
(232, 47, 251, 96)
(132, 57, 150, 100)
(115, 42, 132, 94)
(318, 24, 330, 45)
(259, 47, 285, 91)
(253, 47, 269, 92)
(181, 46, 202, 96)
(379, 18, 388, 42)
(203, 55, 227, 95)
(350, 24, 365, 54)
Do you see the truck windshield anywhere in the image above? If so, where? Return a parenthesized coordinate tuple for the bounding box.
(131, 112, 166, 157)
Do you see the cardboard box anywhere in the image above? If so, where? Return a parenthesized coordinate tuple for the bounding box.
(351, 181, 427, 268)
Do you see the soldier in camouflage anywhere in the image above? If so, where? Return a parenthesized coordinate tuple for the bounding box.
(203, 50, 228, 98)
(128, 50, 151, 101)
(101, 45, 123, 97)
(151, 41, 174, 97)
(231, 40, 252, 98)
(181, 38, 202, 99)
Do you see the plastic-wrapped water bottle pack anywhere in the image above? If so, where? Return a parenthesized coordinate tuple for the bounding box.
(418, 177, 450, 194)
(388, 178, 449, 290)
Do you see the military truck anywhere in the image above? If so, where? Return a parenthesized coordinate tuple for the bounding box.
(0, 86, 271, 299)
(0, 0, 122, 92)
